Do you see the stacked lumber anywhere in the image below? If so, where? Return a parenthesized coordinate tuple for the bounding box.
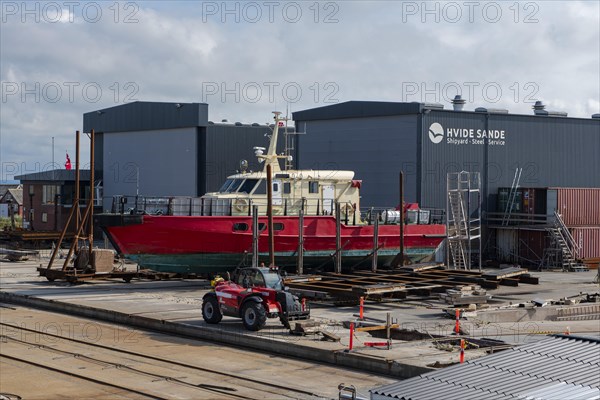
(439, 285, 491, 305)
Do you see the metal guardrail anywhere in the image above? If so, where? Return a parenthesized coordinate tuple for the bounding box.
(108, 195, 445, 226)
(486, 212, 551, 225)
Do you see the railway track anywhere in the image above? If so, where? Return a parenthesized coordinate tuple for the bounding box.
(0, 321, 322, 400)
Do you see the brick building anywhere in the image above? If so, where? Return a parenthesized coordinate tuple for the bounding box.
(14, 170, 97, 231)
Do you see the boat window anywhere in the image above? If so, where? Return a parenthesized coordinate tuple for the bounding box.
(283, 182, 291, 194)
(233, 223, 249, 231)
(238, 179, 258, 194)
(219, 179, 234, 192)
(253, 180, 266, 194)
(309, 181, 319, 193)
(258, 223, 266, 231)
(227, 179, 244, 193)
(273, 182, 279, 192)
(273, 223, 284, 231)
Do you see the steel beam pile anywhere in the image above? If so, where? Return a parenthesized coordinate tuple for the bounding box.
(284, 263, 538, 302)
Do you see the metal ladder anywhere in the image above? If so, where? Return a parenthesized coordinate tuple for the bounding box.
(447, 185, 468, 270)
(447, 238, 467, 270)
(502, 168, 522, 226)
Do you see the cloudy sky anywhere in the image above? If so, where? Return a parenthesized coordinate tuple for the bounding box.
(1, 0, 599, 180)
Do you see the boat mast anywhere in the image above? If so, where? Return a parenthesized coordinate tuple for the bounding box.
(258, 111, 285, 173)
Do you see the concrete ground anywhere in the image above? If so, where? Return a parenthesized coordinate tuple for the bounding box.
(1, 253, 599, 383)
(1, 305, 394, 399)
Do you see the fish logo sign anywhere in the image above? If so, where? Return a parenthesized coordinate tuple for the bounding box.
(428, 123, 444, 144)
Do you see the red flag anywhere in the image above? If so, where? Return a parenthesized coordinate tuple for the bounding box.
(65, 153, 72, 170)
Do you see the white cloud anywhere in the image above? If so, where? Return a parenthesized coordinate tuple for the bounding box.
(1, 0, 598, 179)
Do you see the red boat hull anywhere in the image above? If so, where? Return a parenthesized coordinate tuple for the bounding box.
(102, 215, 445, 273)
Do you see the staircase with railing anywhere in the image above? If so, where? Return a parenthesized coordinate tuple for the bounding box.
(541, 212, 587, 271)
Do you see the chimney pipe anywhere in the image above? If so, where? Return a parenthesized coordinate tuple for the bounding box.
(451, 95, 466, 111)
(533, 101, 546, 115)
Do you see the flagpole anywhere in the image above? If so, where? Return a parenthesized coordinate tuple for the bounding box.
(52, 136, 55, 180)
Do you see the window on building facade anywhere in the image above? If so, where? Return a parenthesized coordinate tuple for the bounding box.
(42, 185, 61, 204)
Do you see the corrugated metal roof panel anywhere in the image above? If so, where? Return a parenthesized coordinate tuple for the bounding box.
(475, 350, 599, 384)
(519, 382, 600, 400)
(371, 378, 511, 400)
(371, 335, 600, 400)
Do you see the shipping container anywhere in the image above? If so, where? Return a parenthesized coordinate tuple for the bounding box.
(547, 188, 600, 226)
(518, 229, 546, 263)
(495, 228, 548, 266)
(497, 187, 549, 215)
(522, 188, 534, 214)
(570, 227, 600, 258)
(497, 188, 523, 214)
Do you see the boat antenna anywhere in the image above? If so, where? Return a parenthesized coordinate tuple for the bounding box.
(284, 104, 293, 170)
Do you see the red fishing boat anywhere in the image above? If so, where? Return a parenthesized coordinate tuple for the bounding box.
(98, 112, 446, 274)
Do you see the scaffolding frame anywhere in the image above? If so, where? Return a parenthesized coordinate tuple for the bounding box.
(446, 171, 482, 271)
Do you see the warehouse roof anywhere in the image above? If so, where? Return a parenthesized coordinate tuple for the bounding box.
(293, 101, 600, 122)
(15, 170, 91, 182)
(292, 101, 428, 121)
(371, 334, 600, 400)
(83, 101, 209, 133)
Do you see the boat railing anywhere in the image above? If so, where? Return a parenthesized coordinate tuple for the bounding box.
(109, 195, 358, 222)
(109, 195, 444, 226)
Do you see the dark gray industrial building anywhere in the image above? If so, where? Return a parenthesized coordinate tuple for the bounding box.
(83, 102, 289, 211)
(84, 100, 599, 217)
(292, 101, 600, 213)
(82, 100, 599, 264)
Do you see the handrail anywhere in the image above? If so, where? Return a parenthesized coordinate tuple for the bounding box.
(554, 211, 580, 258)
(486, 212, 550, 225)
(107, 195, 444, 226)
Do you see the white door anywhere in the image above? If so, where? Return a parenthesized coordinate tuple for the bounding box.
(272, 180, 283, 205)
(322, 184, 335, 214)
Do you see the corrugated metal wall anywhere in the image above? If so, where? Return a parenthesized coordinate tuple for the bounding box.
(420, 112, 487, 210)
(496, 229, 518, 263)
(550, 188, 600, 226)
(204, 124, 284, 193)
(102, 127, 198, 211)
(488, 115, 600, 192)
(420, 111, 600, 213)
(297, 115, 419, 208)
(570, 227, 600, 258)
